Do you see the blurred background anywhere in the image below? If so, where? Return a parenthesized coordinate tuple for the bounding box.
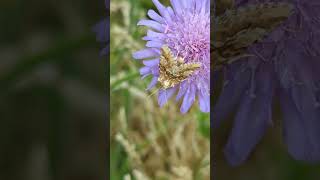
(110, 0, 210, 179)
(0, 0, 107, 179)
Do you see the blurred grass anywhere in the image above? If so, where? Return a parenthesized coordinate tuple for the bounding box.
(0, 34, 94, 96)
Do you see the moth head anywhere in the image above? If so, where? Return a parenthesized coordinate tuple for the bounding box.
(158, 75, 175, 89)
(177, 57, 185, 64)
(162, 80, 172, 89)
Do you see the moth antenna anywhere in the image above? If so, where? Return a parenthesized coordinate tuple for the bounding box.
(147, 87, 160, 99)
(282, 25, 300, 33)
(227, 54, 256, 64)
(252, 47, 267, 62)
(176, 49, 180, 57)
(164, 23, 169, 33)
(164, 89, 170, 108)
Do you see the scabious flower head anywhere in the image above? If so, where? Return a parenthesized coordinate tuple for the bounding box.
(214, 0, 320, 165)
(133, 0, 210, 113)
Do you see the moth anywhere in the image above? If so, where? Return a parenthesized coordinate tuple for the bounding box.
(211, 0, 294, 70)
(158, 45, 201, 89)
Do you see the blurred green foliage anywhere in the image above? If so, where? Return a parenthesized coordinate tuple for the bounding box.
(0, 0, 107, 179)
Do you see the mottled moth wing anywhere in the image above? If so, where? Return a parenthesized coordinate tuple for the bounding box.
(212, 2, 294, 69)
(212, 0, 235, 45)
(158, 46, 201, 89)
(215, 0, 235, 16)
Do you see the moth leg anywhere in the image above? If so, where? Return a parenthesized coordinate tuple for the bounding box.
(226, 54, 256, 65)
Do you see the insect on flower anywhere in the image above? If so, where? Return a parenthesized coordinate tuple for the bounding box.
(158, 45, 201, 89)
(133, 0, 210, 113)
(212, 1, 293, 70)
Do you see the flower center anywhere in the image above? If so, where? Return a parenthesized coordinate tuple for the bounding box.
(164, 10, 210, 82)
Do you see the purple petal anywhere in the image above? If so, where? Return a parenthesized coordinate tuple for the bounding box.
(133, 48, 159, 60)
(146, 41, 163, 48)
(224, 66, 274, 166)
(139, 66, 151, 76)
(170, 0, 182, 15)
(137, 20, 165, 32)
(143, 58, 159, 66)
(280, 88, 320, 162)
(147, 9, 165, 23)
(147, 30, 166, 39)
(151, 65, 159, 76)
(212, 65, 251, 127)
(199, 89, 209, 112)
(180, 84, 196, 113)
(176, 82, 188, 101)
(152, 0, 167, 17)
(158, 88, 176, 107)
(167, 7, 175, 17)
(147, 76, 159, 90)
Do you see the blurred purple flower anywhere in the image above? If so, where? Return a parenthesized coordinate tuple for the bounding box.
(213, 0, 320, 165)
(93, 0, 109, 55)
(133, 0, 210, 113)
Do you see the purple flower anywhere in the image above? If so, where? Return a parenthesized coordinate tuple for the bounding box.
(214, 0, 320, 165)
(133, 0, 210, 113)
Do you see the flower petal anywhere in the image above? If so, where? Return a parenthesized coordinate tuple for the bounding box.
(148, 9, 165, 23)
(132, 48, 159, 60)
(224, 66, 274, 166)
(280, 88, 320, 162)
(170, 0, 183, 15)
(158, 88, 176, 107)
(139, 66, 151, 76)
(143, 58, 159, 67)
(199, 89, 209, 112)
(152, 0, 167, 17)
(146, 41, 163, 48)
(147, 76, 159, 90)
(180, 84, 196, 113)
(137, 20, 165, 32)
(212, 65, 251, 128)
